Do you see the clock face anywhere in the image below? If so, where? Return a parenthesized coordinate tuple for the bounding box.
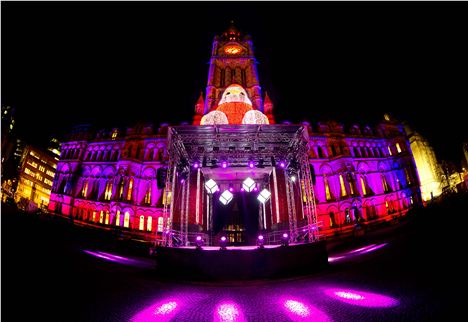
(224, 45, 242, 55)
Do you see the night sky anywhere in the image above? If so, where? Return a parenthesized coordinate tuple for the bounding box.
(2, 2, 467, 164)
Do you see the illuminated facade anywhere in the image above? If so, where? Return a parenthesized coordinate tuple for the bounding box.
(49, 25, 422, 243)
(15, 145, 58, 211)
(406, 127, 443, 201)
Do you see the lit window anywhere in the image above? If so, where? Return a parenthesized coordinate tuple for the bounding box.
(44, 178, 53, 186)
(92, 211, 96, 222)
(360, 177, 367, 196)
(39, 166, 45, 172)
(115, 210, 121, 226)
(24, 168, 35, 176)
(396, 143, 402, 153)
(324, 176, 333, 201)
(99, 211, 104, 224)
(35, 173, 43, 181)
(387, 146, 393, 156)
(105, 211, 110, 225)
(162, 189, 172, 206)
(52, 164, 57, 169)
(382, 174, 391, 193)
(126, 178, 134, 201)
(111, 131, 118, 140)
(139, 215, 145, 230)
(27, 160, 38, 168)
(339, 175, 347, 197)
(104, 181, 113, 200)
(144, 185, 151, 204)
(46, 170, 55, 177)
(82, 180, 89, 197)
(147, 216, 152, 231)
(124, 212, 130, 228)
(157, 217, 164, 232)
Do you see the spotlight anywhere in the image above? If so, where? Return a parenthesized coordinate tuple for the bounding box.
(280, 162, 286, 168)
(257, 235, 265, 249)
(281, 233, 289, 246)
(222, 161, 228, 169)
(180, 179, 185, 184)
(242, 177, 256, 192)
(291, 175, 296, 182)
(195, 236, 204, 249)
(219, 236, 228, 250)
(193, 162, 199, 169)
(205, 179, 218, 194)
(219, 189, 234, 205)
(249, 161, 254, 168)
(257, 189, 271, 203)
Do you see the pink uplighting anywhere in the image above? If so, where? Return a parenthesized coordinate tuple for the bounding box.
(280, 298, 330, 322)
(214, 302, 246, 322)
(229, 187, 234, 192)
(280, 162, 286, 168)
(324, 288, 399, 308)
(194, 163, 199, 168)
(156, 301, 178, 314)
(83, 250, 141, 266)
(249, 162, 254, 168)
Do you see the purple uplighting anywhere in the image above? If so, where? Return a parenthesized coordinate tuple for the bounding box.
(258, 235, 264, 240)
(180, 179, 185, 184)
(324, 288, 399, 308)
(283, 233, 288, 238)
(249, 162, 254, 168)
(222, 161, 228, 168)
(214, 302, 246, 322)
(229, 187, 234, 192)
(328, 243, 388, 263)
(221, 236, 226, 242)
(196, 236, 202, 241)
(281, 298, 330, 322)
(193, 163, 199, 168)
(131, 299, 181, 322)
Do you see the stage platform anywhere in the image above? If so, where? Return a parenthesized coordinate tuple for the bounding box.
(155, 241, 328, 280)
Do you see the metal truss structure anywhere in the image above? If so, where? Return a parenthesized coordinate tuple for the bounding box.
(162, 124, 318, 246)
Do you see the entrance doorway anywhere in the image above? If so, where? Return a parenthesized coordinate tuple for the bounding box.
(213, 192, 259, 245)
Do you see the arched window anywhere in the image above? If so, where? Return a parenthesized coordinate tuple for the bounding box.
(139, 215, 145, 230)
(115, 210, 121, 226)
(124, 212, 130, 228)
(92, 211, 97, 222)
(405, 168, 413, 186)
(344, 208, 352, 225)
(126, 178, 134, 201)
(105, 211, 110, 225)
(329, 212, 336, 227)
(396, 143, 402, 153)
(324, 175, 334, 202)
(387, 146, 393, 156)
(147, 216, 152, 232)
(360, 176, 367, 196)
(330, 145, 336, 157)
(339, 174, 347, 198)
(81, 179, 89, 198)
(317, 146, 325, 159)
(99, 210, 104, 224)
(157, 217, 164, 232)
(118, 176, 125, 200)
(104, 181, 113, 200)
(381, 174, 391, 193)
(144, 183, 151, 205)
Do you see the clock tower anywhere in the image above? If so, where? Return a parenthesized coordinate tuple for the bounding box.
(204, 22, 265, 114)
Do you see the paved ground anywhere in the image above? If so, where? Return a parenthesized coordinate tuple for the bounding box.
(2, 194, 467, 321)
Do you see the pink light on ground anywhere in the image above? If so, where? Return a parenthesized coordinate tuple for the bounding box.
(324, 288, 399, 308)
(131, 299, 181, 322)
(284, 300, 309, 317)
(280, 298, 331, 322)
(214, 302, 246, 322)
(84, 250, 135, 265)
(156, 301, 177, 315)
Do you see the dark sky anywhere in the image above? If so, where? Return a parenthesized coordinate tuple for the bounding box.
(2, 2, 468, 164)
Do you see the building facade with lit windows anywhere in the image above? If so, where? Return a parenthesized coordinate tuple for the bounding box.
(48, 24, 422, 244)
(15, 145, 59, 211)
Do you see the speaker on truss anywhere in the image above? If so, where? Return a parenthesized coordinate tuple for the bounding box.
(310, 164, 316, 185)
(157, 166, 168, 189)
